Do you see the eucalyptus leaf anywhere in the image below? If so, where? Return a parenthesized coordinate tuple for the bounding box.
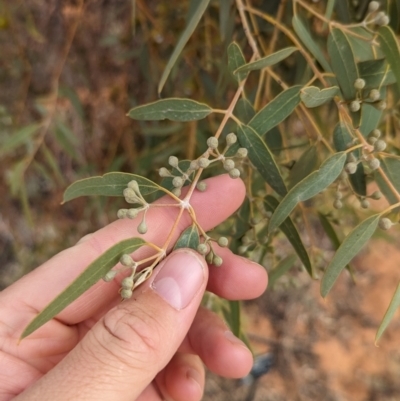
(268, 152, 347, 233)
(268, 254, 297, 287)
(321, 214, 380, 297)
(288, 145, 319, 189)
(227, 42, 248, 82)
(127, 98, 213, 122)
(228, 300, 241, 337)
(358, 59, 396, 90)
(21, 238, 146, 339)
(237, 124, 287, 196)
(63, 173, 164, 203)
(300, 86, 339, 108)
(375, 157, 400, 205)
(157, 0, 210, 94)
(234, 47, 297, 74)
(328, 27, 358, 100)
(375, 281, 400, 344)
(264, 195, 312, 276)
(359, 102, 383, 138)
(249, 85, 302, 136)
(173, 224, 200, 250)
(378, 26, 400, 91)
(234, 98, 255, 124)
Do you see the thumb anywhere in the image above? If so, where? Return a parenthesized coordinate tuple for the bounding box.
(21, 249, 208, 401)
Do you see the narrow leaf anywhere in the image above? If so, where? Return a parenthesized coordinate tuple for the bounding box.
(174, 224, 200, 250)
(234, 98, 255, 124)
(157, 0, 210, 94)
(378, 25, 400, 90)
(268, 152, 347, 233)
(376, 281, 400, 344)
(375, 157, 400, 205)
(21, 238, 146, 339)
(268, 254, 297, 287)
(321, 214, 380, 297)
(264, 195, 312, 276)
(237, 124, 287, 196)
(288, 146, 319, 189)
(249, 85, 302, 136)
(328, 28, 358, 100)
(359, 102, 383, 138)
(127, 98, 213, 122)
(300, 86, 339, 108)
(234, 47, 297, 74)
(63, 173, 164, 203)
(227, 42, 248, 82)
(358, 59, 396, 90)
(228, 300, 241, 337)
(292, 15, 332, 72)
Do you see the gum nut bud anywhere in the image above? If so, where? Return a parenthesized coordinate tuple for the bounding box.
(197, 243, 208, 255)
(127, 180, 140, 193)
(168, 155, 179, 168)
(374, 139, 386, 152)
(376, 100, 387, 110)
(226, 133, 237, 145)
(159, 167, 171, 177)
(345, 162, 357, 174)
(229, 168, 241, 179)
(380, 15, 390, 25)
(379, 217, 393, 230)
(368, 89, 380, 101)
(334, 191, 343, 200)
(172, 187, 181, 197)
(207, 137, 219, 149)
(223, 159, 235, 171)
(371, 129, 381, 138)
(196, 181, 207, 192)
(121, 276, 134, 289)
(354, 78, 366, 90)
(121, 288, 133, 299)
(103, 270, 117, 282)
(137, 220, 148, 234)
(236, 148, 248, 158)
(206, 251, 214, 264)
(120, 254, 134, 267)
(360, 199, 370, 209)
(172, 176, 183, 188)
(367, 136, 378, 145)
(347, 153, 357, 163)
(189, 160, 199, 170)
(368, 1, 379, 12)
(218, 237, 229, 247)
(349, 100, 361, 112)
(213, 255, 223, 266)
(123, 187, 136, 199)
(333, 199, 343, 209)
(371, 190, 382, 200)
(368, 158, 380, 170)
(117, 209, 128, 219)
(127, 208, 139, 219)
(198, 157, 210, 168)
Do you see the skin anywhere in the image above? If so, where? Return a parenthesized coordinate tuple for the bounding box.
(0, 175, 268, 401)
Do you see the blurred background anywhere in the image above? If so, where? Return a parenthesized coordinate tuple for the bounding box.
(1, 0, 400, 399)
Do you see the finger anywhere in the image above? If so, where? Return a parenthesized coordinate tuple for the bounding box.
(13, 250, 208, 401)
(155, 353, 204, 401)
(180, 307, 253, 378)
(0, 175, 245, 332)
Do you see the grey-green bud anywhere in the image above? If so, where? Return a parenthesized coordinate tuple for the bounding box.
(349, 100, 361, 112)
(117, 209, 128, 219)
(360, 199, 370, 209)
(137, 220, 148, 234)
(213, 255, 223, 267)
(371, 190, 382, 200)
(371, 129, 381, 138)
(367, 136, 378, 145)
(207, 137, 219, 149)
(172, 188, 181, 197)
(159, 167, 171, 177)
(236, 148, 248, 158)
(354, 78, 366, 90)
(127, 208, 140, 219)
(103, 270, 117, 282)
(333, 199, 343, 209)
(223, 159, 235, 171)
(376, 100, 387, 110)
(368, 158, 380, 170)
(345, 162, 358, 174)
(196, 181, 207, 192)
(121, 276, 134, 289)
(172, 176, 183, 188)
(334, 191, 343, 200)
(373, 140, 386, 152)
(226, 133, 237, 145)
(218, 237, 229, 247)
(168, 156, 179, 168)
(369, 89, 380, 101)
(121, 288, 133, 299)
(379, 217, 393, 230)
(198, 157, 210, 168)
(127, 180, 140, 193)
(120, 254, 134, 267)
(197, 243, 208, 255)
(229, 168, 241, 179)
(368, 1, 380, 12)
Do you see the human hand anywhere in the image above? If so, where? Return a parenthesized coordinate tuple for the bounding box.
(0, 175, 268, 401)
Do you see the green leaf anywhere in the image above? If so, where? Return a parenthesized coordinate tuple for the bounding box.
(300, 86, 339, 108)
(249, 85, 302, 136)
(63, 173, 164, 203)
(237, 124, 287, 196)
(268, 152, 347, 233)
(358, 59, 396, 90)
(268, 254, 297, 287)
(157, 0, 210, 94)
(288, 145, 319, 189)
(378, 25, 400, 91)
(174, 224, 200, 250)
(0, 123, 42, 159)
(264, 195, 312, 276)
(333, 122, 366, 196)
(375, 157, 400, 205)
(21, 238, 146, 339)
(227, 42, 248, 82)
(234, 98, 255, 124)
(376, 281, 400, 344)
(292, 15, 332, 73)
(328, 27, 359, 100)
(228, 300, 241, 337)
(234, 47, 297, 74)
(321, 214, 380, 297)
(359, 102, 383, 138)
(347, 27, 381, 62)
(127, 98, 213, 122)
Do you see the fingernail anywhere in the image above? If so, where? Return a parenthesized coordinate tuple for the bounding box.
(224, 331, 248, 349)
(151, 250, 205, 310)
